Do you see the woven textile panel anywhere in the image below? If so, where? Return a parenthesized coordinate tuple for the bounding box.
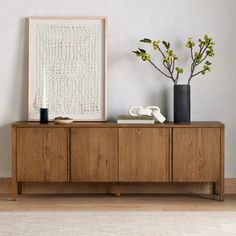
(28, 17, 106, 120)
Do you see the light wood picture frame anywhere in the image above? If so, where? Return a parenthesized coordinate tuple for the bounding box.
(28, 16, 107, 121)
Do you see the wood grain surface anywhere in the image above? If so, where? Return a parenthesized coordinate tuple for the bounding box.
(17, 128, 68, 182)
(12, 121, 224, 128)
(71, 128, 118, 182)
(119, 128, 170, 182)
(173, 128, 221, 182)
(11, 122, 224, 200)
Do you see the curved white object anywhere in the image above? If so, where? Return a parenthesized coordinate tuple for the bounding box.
(129, 105, 166, 123)
(152, 110, 166, 123)
(128, 106, 143, 116)
(138, 108, 153, 116)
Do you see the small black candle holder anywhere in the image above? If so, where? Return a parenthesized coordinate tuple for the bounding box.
(40, 108, 48, 124)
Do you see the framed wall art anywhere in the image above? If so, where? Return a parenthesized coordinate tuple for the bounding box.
(28, 16, 107, 121)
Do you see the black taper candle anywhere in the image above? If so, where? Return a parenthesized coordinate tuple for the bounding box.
(40, 108, 48, 124)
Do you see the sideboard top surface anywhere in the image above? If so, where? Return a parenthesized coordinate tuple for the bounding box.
(12, 121, 224, 128)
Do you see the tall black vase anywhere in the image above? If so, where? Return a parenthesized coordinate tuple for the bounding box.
(174, 85, 190, 124)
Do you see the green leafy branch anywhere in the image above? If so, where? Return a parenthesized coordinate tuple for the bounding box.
(186, 35, 215, 84)
(133, 35, 215, 85)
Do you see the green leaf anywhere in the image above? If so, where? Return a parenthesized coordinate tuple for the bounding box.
(153, 40, 160, 50)
(162, 41, 170, 49)
(153, 45, 158, 50)
(145, 53, 151, 61)
(140, 38, 152, 43)
(203, 64, 212, 72)
(204, 34, 209, 42)
(163, 57, 170, 63)
(206, 50, 215, 57)
(205, 61, 211, 65)
(186, 37, 195, 48)
(198, 39, 205, 47)
(153, 40, 160, 46)
(209, 52, 215, 57)
(141, 53, 151, 61)
(166, 49, 173, 56)
(173, 54, 178, 60)
(138, 48, 146, 53)
(208, 46, 213, 50)
(132, 50, 140, 55)
(176, 67, 184, 74)
(195, 52, 202, 62)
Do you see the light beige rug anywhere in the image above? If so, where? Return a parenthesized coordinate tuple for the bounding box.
(0, 211, 236, 236)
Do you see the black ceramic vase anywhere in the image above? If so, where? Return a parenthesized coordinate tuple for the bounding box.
(174, 85, 190, 124)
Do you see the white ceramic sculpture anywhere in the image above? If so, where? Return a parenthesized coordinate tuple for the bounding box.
(129, 106, 166, 123)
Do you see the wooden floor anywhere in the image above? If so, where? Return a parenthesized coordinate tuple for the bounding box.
(0, 194, 236, 211)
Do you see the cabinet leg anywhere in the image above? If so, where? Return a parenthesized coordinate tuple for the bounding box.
(18, 183, 22, 195)
(115, 183, 121, 197)
(12, 127, 17, 201)
(212, 182, 218, 195)
(219, 180, 224, 201)
(12, 180, 18, 201)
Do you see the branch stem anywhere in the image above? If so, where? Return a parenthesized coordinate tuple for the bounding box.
(190, 47, 194, 60)
(171, 59, 175, 74)
(149, 60, 174, 83)
(175, 71, 180, 84)
(157, 45, 166, 58)
(197, 54, 208, 65)
(157, 45, 176, 83)
(192, 68, 208, 77)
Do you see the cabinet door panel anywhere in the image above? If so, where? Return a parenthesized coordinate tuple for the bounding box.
(173, 128, 220, 182)
(17, 128, 68, 182)
(119, 128, 170, 182)
(71, 128, 118, 182)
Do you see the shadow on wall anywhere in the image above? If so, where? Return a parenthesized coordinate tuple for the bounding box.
(0, 18, 28, 177)
(16, 17, 28, 120)
(6, 17, 28, 119)
(148, 86, 172, 121)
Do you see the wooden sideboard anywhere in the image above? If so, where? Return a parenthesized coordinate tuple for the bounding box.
(12, 121, 224, 200)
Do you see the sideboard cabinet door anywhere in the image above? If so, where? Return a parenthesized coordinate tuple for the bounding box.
(173, 128, 221, 182)
(71, 128, 118, 182)
(17, 128, 68, 182)
(119, 128, 170, 182)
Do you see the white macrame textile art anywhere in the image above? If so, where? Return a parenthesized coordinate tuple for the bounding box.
(29, 18, 106, 120)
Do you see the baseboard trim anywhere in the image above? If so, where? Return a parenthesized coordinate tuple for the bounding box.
(1, 178, 236, 194)
(225, 178, 236, 194)
(0, 178, 11, 194)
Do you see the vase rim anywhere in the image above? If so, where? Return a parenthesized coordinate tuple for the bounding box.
(174, 84, 190, 87)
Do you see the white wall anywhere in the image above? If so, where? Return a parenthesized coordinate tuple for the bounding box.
(0, 0, 235, 177)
